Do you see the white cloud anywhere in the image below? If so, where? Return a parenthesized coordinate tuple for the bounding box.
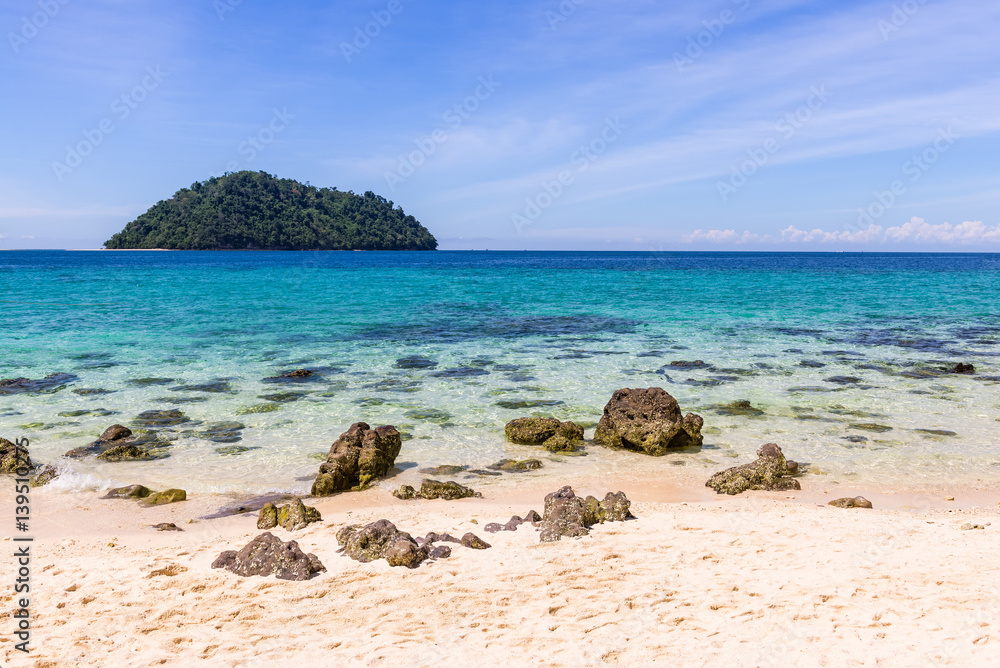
(685, 218, 1000, 245)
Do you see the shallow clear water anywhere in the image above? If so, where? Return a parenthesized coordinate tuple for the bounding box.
(2, 250, 999, 494)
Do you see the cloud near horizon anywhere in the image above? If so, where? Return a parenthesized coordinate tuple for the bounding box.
(682, 217, 1000, 246)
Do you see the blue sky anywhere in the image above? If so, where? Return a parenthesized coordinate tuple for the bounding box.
(1, 0, 998, 250)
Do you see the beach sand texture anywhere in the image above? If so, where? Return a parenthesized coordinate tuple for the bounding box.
(4, 480, 999, 667)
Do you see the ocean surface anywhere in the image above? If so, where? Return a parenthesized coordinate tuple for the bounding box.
(2, 250, 999, 496)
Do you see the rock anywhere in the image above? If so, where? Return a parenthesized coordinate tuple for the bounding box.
(713, 400, 765, 417)
(537, 486, 633, 542)
(705, 443, 802, 495)
(593, 388, 704, 455)
(153, 523, 182, 531)
(502, 516, 524, 531)
(460, 533, 491, 550)
(30, 464, 59, 487)
(141, 489, 187, 506)
(504, 417, 584, 452)
(0, 372, 78, 395)
(211, 532, 326, 580)
(384, 539, 427, 568)
(960, 523, 985, 530)
(282, 369, 314, 378)
(487, 458, 542, 473)
(99, 424, 132, 442)
(423, 532, 461, 544)
(311, 422, 402, 496)
(96, 443, 156, 462)
(598, 491, 633, 522)
(785, 460, 800, 475)
(393, 485, 417, 500)
(102, 484, 153, 499)
(419, 479, 481, 500)
(0, 437, 31, 473)
(828, 496, 873, 509)
(950, 363, 975, 374)
(257, 502, 278, 529)
(428, 545, 452, 559)
(418, 464, 468, 476)
(669, 360, 708, 368)
(337, 519, 423, 566)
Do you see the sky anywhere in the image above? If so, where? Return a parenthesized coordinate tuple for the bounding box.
(1, 0, 999, 250)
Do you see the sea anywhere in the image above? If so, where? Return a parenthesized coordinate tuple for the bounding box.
(2, 250, 999, 496)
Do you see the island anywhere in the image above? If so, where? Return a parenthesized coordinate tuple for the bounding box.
(103, 170, 437, 250)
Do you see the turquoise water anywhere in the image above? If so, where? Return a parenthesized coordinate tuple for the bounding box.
(2, 250, 999, 495)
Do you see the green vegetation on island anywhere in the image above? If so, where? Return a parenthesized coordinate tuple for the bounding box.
(104, 171, 438, 250)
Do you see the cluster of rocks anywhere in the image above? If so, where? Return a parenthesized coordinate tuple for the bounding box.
(705, 443, 801, 495)
(257, 497, 322, 531)
(393, 480, 482, 500)
(66, 424, 165, 461)
(102, 484, 187, 506)
(336, 519, 490, 569)
(536, 486, 634, 542)
(311, 422, 402, 496)
(212, 532, 326, 581)
(0, 437, 31, 473)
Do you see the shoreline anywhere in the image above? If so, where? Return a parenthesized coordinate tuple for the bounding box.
(7, 475, 999, 666)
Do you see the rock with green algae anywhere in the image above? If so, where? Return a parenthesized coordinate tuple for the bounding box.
(460, 533, 491, 550)
(418, 464, 468, 476)
(257, 498, 321, 531)
(594, 387, 704, 456)
(96, 443, 159, 462)
(311, 422, 402, 496)
(419, 479, 481, 500)
(705, 443, 801, 495)
(102, 484, 153, 499)
(141, 488, 187, 506)
(211, 532, 326, 581)
(393, 485, 417, 500)
(30, 464, 59, 487)
(0, 437, 31, 473)
(504, 417, 584, 452)
(487, 458, 542, 473)
(538, 486, 634, 542)
(337, 519, 427, 568)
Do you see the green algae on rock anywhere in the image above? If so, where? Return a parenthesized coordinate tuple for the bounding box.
(593, 387, 703, 456)
(311, 422, 402, 496)
(705, 443, 801, 495)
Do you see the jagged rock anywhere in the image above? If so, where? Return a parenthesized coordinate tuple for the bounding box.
(538, 486, 634, 542)
(829, 496, 873, 509)
(280, 369, 313, 378)
(311, 422, 402, 496)
(385, 539, 427, 568)
(211, 532, 326, 580)
(153, 523, 182, 531)
(0, 373, 77, 395)
(593, 388, 704, 455)
(428, 545, 452, 559)
(706, 443, 802, 495)
(337, 519, 424, 567)
(950, 363, 975, 374)
(102, 484, 153, 499)
(0, 437, 31, 473)
(461, 533, 491, 550)
(393, 485, 417, 500)
(713, 400, 765, 417)
(99, 424, 132, 442)
(504, 417, 584, 452)
(418, 464, 468, 476)
(30, 464, 59, 487)
(487, 458, 542, 473)
(419, 479, 481, 500)
(257, 503, 278, 529)
(96, 443, 156, 462)
(141, 488, 187, 506)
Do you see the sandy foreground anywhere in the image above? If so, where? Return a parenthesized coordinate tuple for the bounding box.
(1, 475, 999, 668)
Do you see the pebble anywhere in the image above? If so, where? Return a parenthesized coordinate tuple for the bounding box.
(945, 496, 955, 501)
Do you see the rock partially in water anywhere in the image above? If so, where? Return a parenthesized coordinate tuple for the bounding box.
(460, 533, 491, 550)
(311, 422, 402, 496)
(394, 356, 438, 369)
(504, 417, 584, 452)
(593, 387, 703, 455)
(393, 484, 417, 500)
(487, 458, 542, 473)
(0, 373, 78, 395)
(949, 363, 975, 374)
(828, 496, 873, 509)
(0, 437, 31, 473)
(212, 532, 326, 580)
(153, 523, 183, 531)
(102, 484, 153, 499)
(418, 464, 468, 476)
(97, 443, 160, 462)
(337, 519, 424, 567)
(140, 489, 187, 506)
(706, 443, 801, 495)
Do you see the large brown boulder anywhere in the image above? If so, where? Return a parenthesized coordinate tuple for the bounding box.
(706, 443, 801, 495)
(538, 486, 634, 542)
(211, 532, 326, 580)
(593, 387, 703, 455)
(504, 418, 585, 452)
(310, 422, 402, 496)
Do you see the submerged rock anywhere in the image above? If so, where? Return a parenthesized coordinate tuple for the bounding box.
(99, 424, 132, 442)
(311, 422, 403, 496)
(460, 533, 491, 550)
(418, 464, 468, 476)
(30, 464, 59, 487)
(96, 443, 158, 462)
(0, 373, 78, 395)
(538, 486, 633, 542)
(706, 443, 801, 495)
(102, 484, 153, 499)
(212, 532, 325, 580)
(0, 437, 31, 473)
(828, 496, 873, 509)
(950, 363, 975, 374)
(504, 417, 584, 452)
(593, 387, 704, 455)
(337, 519, 424, 566)
(153, 523, 183, 531)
